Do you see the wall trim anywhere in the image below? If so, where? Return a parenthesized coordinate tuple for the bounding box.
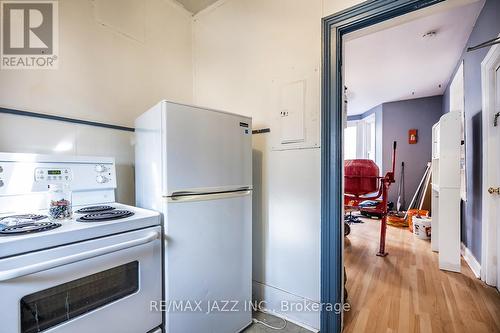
(0, 107, 135, 132)
(461, 242, 481, 278)
(346, 114, 362, 122)
(193, 0, 230, 19)
(252, 128, 271, 134)
(252, 280, 320, 331)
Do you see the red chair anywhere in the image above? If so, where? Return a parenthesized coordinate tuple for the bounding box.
(344, 142, 397, 256)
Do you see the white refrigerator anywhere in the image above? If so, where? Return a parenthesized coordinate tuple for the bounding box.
(135, 101, 252, 333)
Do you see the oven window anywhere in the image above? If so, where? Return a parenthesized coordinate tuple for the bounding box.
(20, 261, 139, 333)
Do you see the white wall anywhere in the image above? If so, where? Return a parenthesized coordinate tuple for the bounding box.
(0, 0, 193, 127)
(0, 0, 367, 328)
(322, 0, 365, 17)
(0, 0, 194, 202)
(193, 0, 363, 329)
(0, 113, 135, 204)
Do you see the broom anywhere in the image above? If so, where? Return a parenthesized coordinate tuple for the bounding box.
(388, 162, 407, 227)
(397, 162, 405, 211)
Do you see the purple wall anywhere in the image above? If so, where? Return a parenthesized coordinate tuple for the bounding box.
(382, 96, 443, 206)
(348, 97, 442, 207)
(442, 0, 500, 262)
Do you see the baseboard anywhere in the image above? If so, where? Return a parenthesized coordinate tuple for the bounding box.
(236, 320, 253, 333)
(252, 280, 320, 332)
(256, 308, 319, 333)
(439, 261, 461, 273)
(461, 242, 481, 278)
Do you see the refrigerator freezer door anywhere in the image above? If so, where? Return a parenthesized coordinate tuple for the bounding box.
(163, 191, 252, 333)
(163, 102, 252, 196)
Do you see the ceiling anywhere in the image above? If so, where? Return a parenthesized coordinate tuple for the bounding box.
(344, 1, 484, 115)
(174, 0, 219, 13)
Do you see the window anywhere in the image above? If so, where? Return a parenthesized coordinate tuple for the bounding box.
(344, 123, 357, 160)
(345, 115, 376, 161)
(363, 114, 376, 161)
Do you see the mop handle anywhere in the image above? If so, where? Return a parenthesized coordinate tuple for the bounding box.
(391, 141, 397, 179)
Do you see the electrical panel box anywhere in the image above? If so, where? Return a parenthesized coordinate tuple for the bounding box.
(279, 80, 305, 144)
(271, 76, 320, 151)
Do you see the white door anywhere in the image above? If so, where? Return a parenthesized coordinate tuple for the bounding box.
(481, 41, 500, 290)
(163, 191, 252, 333)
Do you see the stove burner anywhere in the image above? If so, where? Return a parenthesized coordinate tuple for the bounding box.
(77, 210, 134, 222)
(0, 214, 47, 224)
(75, 205, 115, 214)
(0, 222, 61, 235)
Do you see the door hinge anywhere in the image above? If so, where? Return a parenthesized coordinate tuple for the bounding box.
(494, 112, 500, 127)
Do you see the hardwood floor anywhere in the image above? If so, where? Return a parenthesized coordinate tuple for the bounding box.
(343, 217, 500, 333)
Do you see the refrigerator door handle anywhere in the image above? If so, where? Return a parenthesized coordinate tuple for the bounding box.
(168, 190, 252, 203)
(170, 186, 252, 197)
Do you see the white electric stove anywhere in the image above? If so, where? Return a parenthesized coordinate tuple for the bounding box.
(0, 153, 162, 333)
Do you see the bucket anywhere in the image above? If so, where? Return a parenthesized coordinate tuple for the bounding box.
(407, 209, 429, 232)
(413, 216, 431, 240)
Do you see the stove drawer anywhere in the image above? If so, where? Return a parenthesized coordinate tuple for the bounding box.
(0, 227, 162, 333)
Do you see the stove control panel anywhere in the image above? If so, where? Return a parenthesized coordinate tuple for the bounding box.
(0, 154, 117, 210)
(94, 164, 112, 184)
(95, 164, 107, 173)
(35, 168, 73, 182)
(96, 175, 108, 183)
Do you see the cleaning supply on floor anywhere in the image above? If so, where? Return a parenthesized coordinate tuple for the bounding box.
(359, 200, 394, 219)
(387, 211, 407, 227)
(407, 209, 429, 232)
(413, 216, 431, 240)
(404, 163, 431, 218)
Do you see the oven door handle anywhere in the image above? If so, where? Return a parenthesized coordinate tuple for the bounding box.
(0, 231, 160, 282)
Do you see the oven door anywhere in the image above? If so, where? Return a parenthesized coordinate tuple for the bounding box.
(0, 226, 162, 333)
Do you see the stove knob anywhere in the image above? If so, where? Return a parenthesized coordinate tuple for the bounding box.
(0, 180, 3, 187)
(96, 175, 107, 184)
(0, 166, 3, 173)
(95, 164, 106, 173)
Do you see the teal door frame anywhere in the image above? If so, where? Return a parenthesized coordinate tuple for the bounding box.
(320, 1, 444, 332)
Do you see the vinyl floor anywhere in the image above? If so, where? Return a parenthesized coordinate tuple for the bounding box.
(243, 311, 313, 333)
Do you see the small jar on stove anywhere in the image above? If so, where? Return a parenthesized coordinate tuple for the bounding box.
(47, 183, 72, 221)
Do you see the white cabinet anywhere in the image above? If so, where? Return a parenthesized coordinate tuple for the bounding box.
(431, 112, 461, 272)
(431, 122, 440, 252)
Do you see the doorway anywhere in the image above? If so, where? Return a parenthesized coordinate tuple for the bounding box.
(320, 2, 445, 331)
(320, 1, 498, 332)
